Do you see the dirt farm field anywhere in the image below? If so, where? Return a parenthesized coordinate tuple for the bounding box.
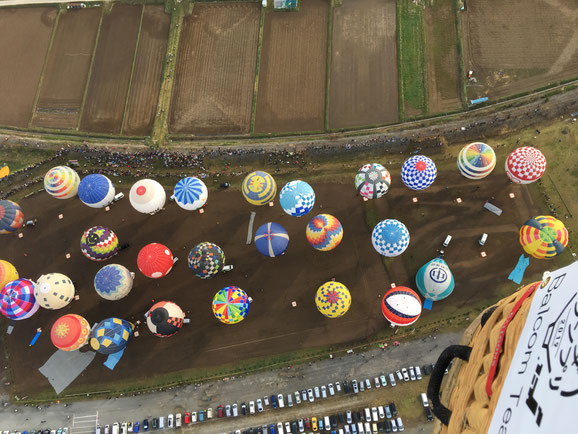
(254, 0, 328, 134)
(169, 3, 261, 135)
(328, 0, 398, 129)
(462, 0, 578, 100)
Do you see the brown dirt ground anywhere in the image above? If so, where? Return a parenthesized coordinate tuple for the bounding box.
(0, 8, 56, 128)
(32, 8, 102, 130)
(254, 0, 328, 134)
(80, 4, 142, 133)
(122, 5, 170, 136)
(462, 0, 578, 100)
(169, 3, 261, 135)
(328, 0, 399, 130)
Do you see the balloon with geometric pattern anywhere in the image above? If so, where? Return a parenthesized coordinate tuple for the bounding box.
(34, 273, 75, 310)
(354, 163, 391, 199)
(315, 281, 351, 318)
(242, 171, 277, 206)
(80, 226, 119, 261)
(506, 147, 546, 184)
(0, 278, 39, 320)
(188, 242, 225, 279)
(254, 222, 290, 257)
(279, 180, 315, 216)
(44, 166, 80, 199)
(381, 286, 422, 326)
(401, 155, 437, 190)
(372, 219, 410, 257)
(457, 143, 496, 180)
(519, 215, 568, 259)
(146, 301, 185, 337)
(173, 177, 208, 211)
(0, 200, 24, 234)
(212, 286, 250, 325)
(0, 260, 18, 289)
(90, 317, 134, 355)
(51, 314, 91, 351)
(306, 214, 343, 251)
(94, 264, 133, 301)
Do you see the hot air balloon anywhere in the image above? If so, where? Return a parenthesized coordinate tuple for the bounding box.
(416, 258, 455, 301)
(520, 216, 568, 259)
(0, 200, 24, 234)
(212, 286, 250, 325)
(78, 174, 115, 208)
(129, 179, 166, 214)
(0, 165, 9, 179)
(0, 260, 18, 289)
(35, 273, 75, 310)
(506, 147, 546, 184)
(0, 279, 39, 320)
(94, 264, 133, 301)
(51, 314, 91, 351)
(44, 166, 80, 199)
(279, 180, 315, 216)
(242, 171, 277, 206)
(188, 242, 225, 279)
(80, 226, 119, 261)
(137, 243, 174, 278)
(146, 301, 185, 337)
(90, 318, 134, 354)
(354, 163, 391, 199)
(315, 281, 351, 318)
(457, 143, 496, 179)
(306, 214, 343, 251)
(381, 287, 422, 326)
(173, 177, 208, 211)
(401, 155, 437, 190)
(254, 223, 289, 257)
(372, 219, 410, 257)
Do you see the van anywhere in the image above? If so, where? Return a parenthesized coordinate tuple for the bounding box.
(443, 235, 452, 247)
(421, 393, 429, 407)
(479, 233, 488, 246)
(158, 417, 164, 430)
(113, 192, 124, 202)
(112, 424, 119, 434)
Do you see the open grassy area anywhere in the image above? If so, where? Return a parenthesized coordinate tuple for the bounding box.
(0, 147, 56, 172)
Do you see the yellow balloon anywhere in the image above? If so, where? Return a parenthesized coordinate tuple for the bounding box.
(0, 260, 18, 289)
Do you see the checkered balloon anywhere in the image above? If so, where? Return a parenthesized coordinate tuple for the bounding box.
(315, 281, 351, 318)
(401, 156, 437, 190)
(279, 180, 315, 217)
(188, 242, 225, 278)
(372, 219, 410, 257)
(505, 147, 546, 184)
(354, 163, 391, 199)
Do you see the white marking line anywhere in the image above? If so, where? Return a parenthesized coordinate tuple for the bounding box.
(246, 211, 256, 244)
(72, 412, 98, 434)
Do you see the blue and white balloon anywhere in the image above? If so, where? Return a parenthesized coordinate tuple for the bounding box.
(372, 219, 410, 257)
(78, 174, 115, 208)
(173, 177, 208, 211)
(279, 180, 315, 217)
(416, 257, 455, 301)
(401, 155, 437, 191)
(254, 222, 290, 257)
(94, 264, 134, 301)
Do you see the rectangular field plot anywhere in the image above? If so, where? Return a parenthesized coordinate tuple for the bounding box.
(169, 3, 261, 135)
(32, 7, 102, 129)
(329, 0, 398, 129)
(123, 5, 169, 136)
(254, 0, 328, 133)
(0, 8, 57, 127)
(80, 4, 142, 133)
(463, 0, 578, 99)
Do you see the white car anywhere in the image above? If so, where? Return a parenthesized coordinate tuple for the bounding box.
(307, 388, 315, 402)
(120, 424, 127, 434)
(321, 385, 327, 398)
(365, 378, 372, 390)
(359, 380, 365, 392)
(371, 407, 378, 422)
(294, 391, 301, 404)
(378, 405, 385, 419)
(277, 422, 284, 434)
(328, 383, 335, 396)
(249, 400, 256, 414)
(415, 366, 422, 380)
(364, 408, 371, 422)
(232, 403, 238, 417)
(298, 419, 305, 433)
(391, 419, 398, 432)
(374, 377, 381, 388)
(389, 373, 397, 387)
(335, 381, 342, 393)
(277, 393, 285, 408)
(409, 366, 416, 381)
(380, 374, 388, 387)
(191, 411, 197, 423)
(175, 413, 181, 427)
(301, 389, 308, 402)
(264, 395, 270, 406)
(396, 370, 403, 381)
(397, 417, 404, 431)
(167, 414, 174, 428)
(286, 393, 293, 407)
(346, 410, 352, 424)
(401, 368, 410, 381)
(352, 379, 359, 394)
(207, 407, 213, 419)
(257, 398, 263, 412)
(284, 422, 291, 433)
(314, 386, 321, 399)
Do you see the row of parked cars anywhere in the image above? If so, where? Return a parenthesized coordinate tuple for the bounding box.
(3, 430, 68, 434)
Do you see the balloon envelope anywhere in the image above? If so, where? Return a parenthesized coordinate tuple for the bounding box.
(0, 279, 39, 320)
(44, 166, 80, 199)
(0, 200, 24, 234)
(137, 243, 174, 278)
(130, 179, 166, 214)
(520, 215, 568, 259)
(506, 147, 546, 184)
(188, 242, 225, 279)
(78, 174, 115, 208)
(416, 258, 455, 301)
(279, 180, 315, 216)
(242, 171, 277, 206)
(146, 301, 185, 337)
(315, 281, 351, 318)
(94, 264, 133, 300)
(80, 226, 119, 261)
(174, 177, 208, 211)
(457, 143, 496, 179)
(90, 318, 134, 354)
(355, 163, 391, 199)
(212, 286, 250, 325)
(381, 287, 422, 326)
(51, 314, 91, 351)
(401, 155, 437, 190)
(306, 214, 343, 251)
(35, 273, 75, 310)
(372, 219, 410, 257)
(254, 222, 289, 257)
(0, 260, 18, 289)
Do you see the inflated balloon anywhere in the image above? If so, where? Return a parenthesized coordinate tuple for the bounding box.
(90, 318, 134, 354)
(0, 260, 18, 289)
(355, 163, 391, 199)
(51, 314, 91, 351)
(129, 179, 166, 214)
(457, 143, 496, 179)
(146, 301, 185, 337)
(254, 223, 289, 257)
(401, 155, 437, 190)
(137, 243, 174, 278)
(212, 286, 250, 325)
(306, 214, 343, 251)
(242, 171, 276, 206)
(372, 219, 410, 257)
(381, 287, 422, 326)
(188, 242, 225, 279)
(0, 200, 24, 234)
(44, 166, 80, 199)
(315, 281, 351, 318)
(416, 258, 455, 301)
(279, 180, 315, 216)
(0, 279, 39, 320)
(94, 264, 133, 300)
(174, 177, 208, 211)
(80, 226, 119, 261)
(78, 174, 115, 208)
(35, 273, 75, 310)
(520, 215, 568, 259)
(506, 147, 546, 184)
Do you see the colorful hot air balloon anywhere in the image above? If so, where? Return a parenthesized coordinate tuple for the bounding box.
(381, 287, 422, 326)
(0, 260, 18, 289)
(35, 273, 75, 310)
(90, 318, 134, 355)
(137, 243, 174, 278)
(44, 166, 80, 199)
(212, 286, 250, 325)
(279, 180, 315, 217)
(457, 143, 496, 179)
(354, 163, 391, 199)
(129, 179, 166, 214)
(51, 314, 91, 351)
(254, 223, 290, 257)
(372, 219, 410, 257)
(78, 174, 115, 208)
(519, 215, 568, 259)
(80, 226, 119, 261)
(94, 264, 133, 301)
(146, 301, 185, 337)
(401, 155, 437, 190)
(242, 171, 277, 206)
(188, 242, 225, 279)
(306, 214, 343, 251)
(506, 147, 546, 184)
(173, 177, 208, 211)
(315, 281, 351, 318)
(416, 257, 455, 301)
(0, 200, 24, 234)
(0, 279, 39, 320)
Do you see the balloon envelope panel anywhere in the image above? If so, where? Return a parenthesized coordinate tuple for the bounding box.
(381, 287, 422, 326)
(457, 143, 496, 179)
(0, 279, 39, 320)
(520, 215, 568, 259)
(416, 258, 455, 301)
(90, 317, 134, 354)
(254, 222, 289, 257)
(35, 273, 75, 310)
(372, 219, 410, 257)
(242, 171, 277, 206)
(51, 314, 90, 351)
(188, 242, 225, 279)
(94, 264, 133, 300)
(506, 147, 546, 184)
(279, 180, 315, 216)
(174, 177, 208, 211)
(401, 156, 437, 190)
(315, 281, 351, 318)
(80, 226, 119, 261)
(212, 286, 249, 324)
(0, 200, 24, 234)
(78, 174, 115, 208)
(306, 214, 343, 251)
(354, 163, 391, 199)
(44, 166, 80, 199)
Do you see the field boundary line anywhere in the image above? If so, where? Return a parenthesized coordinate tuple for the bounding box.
(323, 2, 333, 131)
(249, 6, 266, 134)
(453, 0, 467, 108)
(396, 0, 404, 119)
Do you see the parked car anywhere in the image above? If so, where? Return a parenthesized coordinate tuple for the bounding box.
(304, 418, 311, 430)
(217, 405, 224, 418)
(142, 420, 148, 432)
(330, 415, 338, 428)
(314, 387, 321, 399)
(396, 417, 404, 432)
(385, 404, 392, 419)
(425, 406, 433, 422)
(415, 366, 422, 380)
(390, 402, 398, 418)
(191, 412, 197, 423)
(298, 419, 305, 433)
(409, 366, 416, 381)
(378, 406, 385, 420)
(286, 393, 293, 407)
(389, 373, 397, 387)
(352, 379, 359, 394)
(133, 422, 139, 433)
(257, 399, 263, 412)
(384, 420, 391, 433)
(346, 410, 353, 424)
(294, 391, 301, 404)
(285, 422, 291, 434)
(277, 422, 284, 433)
(167, 415, 173, 428)
(390, 419, 398, 433)
(324, 416, 331, 430)
(343, 379, 350, 393)
(335, 381, 342, 393)
(365, 378, 372, 390)
(401, 368, 410, 382)
(372, 407, 379, 422)
(311, 417, 318, 431)
(321, 385, 327, 398)
(422, 364, 432, 376)
(374, 377, 381, 388)
(271, 394, 278, 408)
(328, 383, 335, 396)
(241, 402, 247, 415)
(277, 394, 285, 408)
(232, 403, 238, 417)
(301, 389, 308, 402)
(379, 374, 388, 387)
(227, 404, 234, 417)
(395, 370, 403, 381)
(264, 395, 270, 406)
(359, 380, 365, 392)
(249, 401, 256, 414)
(198, 411, 205, 422)
(364, 408, 372, 422)
(183, 413, 190, 425)
(175, 414, 181, 428)
(206, 407, 213, 419)
(307, 388, 315, 402)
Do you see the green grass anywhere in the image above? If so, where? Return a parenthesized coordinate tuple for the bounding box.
(0, 148, 56, 172)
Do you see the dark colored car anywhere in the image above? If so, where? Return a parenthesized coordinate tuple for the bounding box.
(241, 402, 247, 415)
(338, 413, 345, 424)
(352, 411, 360, 423)
(269, 424, 277, 434)
(290, 421, 298, 434)
(377, 421, 385, 432)
(425, 406, 434, 422)
(330, 415, 338, 429)
(384, 420, 391, 433)
(389, 402, 398, 418)
(423, 364, 432, 376)
(142, 420, 149, 431)
(152, 418, 158, 430)
(343, 380, 350, 393)
(271, 394, 278, 408)
(304, 418, 311, 430)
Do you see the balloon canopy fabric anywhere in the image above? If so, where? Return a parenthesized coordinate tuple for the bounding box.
(457, 143, 496, 179)
(0, 260, 18, 289)
(146, 301, 185, 337)
(254, 222, 290, 257)
(279, 180, 315, 217)
(212, 286, 250, 325)
(44, 166, 80, 199)
(401, 155, 437, 190)
(416, 258, 455, 301)
(372, 219, 410, 257)
(137, 243, 174, 278)
(90, 317, 134, 355)
(242, 171, 277, 206)
(51, 314, 90, 351)
(0, 279, 39, 320)
(520, 216, 568, 259)
(506, 147, 546, 184)
(0, 165, 9, 179)
(188, 242, 225, 279)
(355, 163, 391, 199)
(80, 226, 119, 261)
(174, 177, 208, 211)
(306, 214, 343, 251)
(129, 179, 166, 214)
(35, 273, 75, 310)
(315, 281, 351, 318)
(381, 287, 422, 326)
(94, 264, 133, 301)
(0, 200, 24, 234)
(78, 174, 115, 208)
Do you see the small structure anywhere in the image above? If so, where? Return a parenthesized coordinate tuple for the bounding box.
(274, 0, 298, 9)
(483, 200, 503, 216)
(470, 97, 489, 105)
